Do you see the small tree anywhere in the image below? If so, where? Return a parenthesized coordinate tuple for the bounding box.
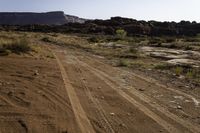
(116, 29, 127, 39)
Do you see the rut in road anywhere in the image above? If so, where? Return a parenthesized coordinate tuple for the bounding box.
(79, 58, 200, 133)
(73, 57, 180, 133)
(52, 51, 96, 133)
(85, 62, 200, 133)
(74, 65, 115, 133)
(76, 57, 200, 133)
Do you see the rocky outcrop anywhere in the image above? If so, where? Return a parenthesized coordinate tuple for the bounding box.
(82, 17, 200, 36)
(65, 15, 86, 24)
(1, 15, 200, 36)
(0, 11, 86, 25)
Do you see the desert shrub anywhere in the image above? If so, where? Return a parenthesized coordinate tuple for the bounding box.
(154, 63, 172, 70)
(186, 68, 200, 79)
(41, 37, 51, 42)
(129, 47, 138, 54)
(117, 59, 129, 67)
(116, 29, 127, 39)
(165, 38, 176, 43)
(186, 70, 195, 79)
(184, 37, 200, 42)
(184, 45, 193, 50)
(174, 67, 183, 76)
(148, 38, 163, 45)
(5, 39, 30, 53)
(0, 48, 11, 56)
(105, 36, 121, 42)
(0, 38, 31, 54)
(87, 36, 102, 43)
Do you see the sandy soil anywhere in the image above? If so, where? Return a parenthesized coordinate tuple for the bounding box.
(0, 42, 200, 133)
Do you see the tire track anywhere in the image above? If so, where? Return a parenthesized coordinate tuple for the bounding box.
(78, 59, 200, 133)
(76, 58, 190, 133)
(74, 65, 115, 133)
(0, 94, 27, 109)
(52, 51, 96, 133)
(34, 85, 72, 110)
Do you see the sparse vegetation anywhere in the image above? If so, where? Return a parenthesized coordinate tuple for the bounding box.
(174, 67, 183, 76)
(154, 63, 172, 70)
(0, 37, 31, 55)
(117, 59, 130, 67)
(41, 36, 51, 42)
(116, 29, 127, 39)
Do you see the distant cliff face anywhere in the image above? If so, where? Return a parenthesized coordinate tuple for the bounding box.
(0, 11, 86, 25)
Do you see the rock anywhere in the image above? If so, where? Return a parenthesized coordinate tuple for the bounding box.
(119, 123, 126, 127)
(185, 86, 190, 88)
(177, 106, 182, 109)
(167, 59, 200, 68)
(174, 96, 184, 100)
(127, 113, 131, 116)
(97, 87, 102, 89)
(139, 88, 145, 91)
(110, 113, 115, 116)
(6, 82, 11, 85)
(178, 75, 185, 79)
(34, 70, 39, 76)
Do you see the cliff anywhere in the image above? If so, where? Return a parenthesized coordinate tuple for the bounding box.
(0, 11, 86, 25)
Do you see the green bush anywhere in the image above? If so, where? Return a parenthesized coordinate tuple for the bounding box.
(116, 29, 127, 39)
(174, 67, 183, 76)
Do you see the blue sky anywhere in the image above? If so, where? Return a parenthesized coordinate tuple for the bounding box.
(0, 0, 199, 22)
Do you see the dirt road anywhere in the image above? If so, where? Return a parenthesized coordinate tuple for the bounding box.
(0, 43, 200, 133)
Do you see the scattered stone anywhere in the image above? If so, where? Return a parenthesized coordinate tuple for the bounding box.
(177, 106, 182, 110)
(169, 101, 176, 103)
(178, 75, 185, 79)
(174, 96, 184, 100)
(119, 123, 126, 128)
(127, 113, 131, 116)
(185, 86, 190, 88)
(184, 100, 191, 103)
(34, 70, 39, 76)
(192, 98, 200, 106)
(139, 88, 145, 91)
(97, 87, 102, 89)
(110, 113, 115, 116)
(6, 82, 11, 85)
